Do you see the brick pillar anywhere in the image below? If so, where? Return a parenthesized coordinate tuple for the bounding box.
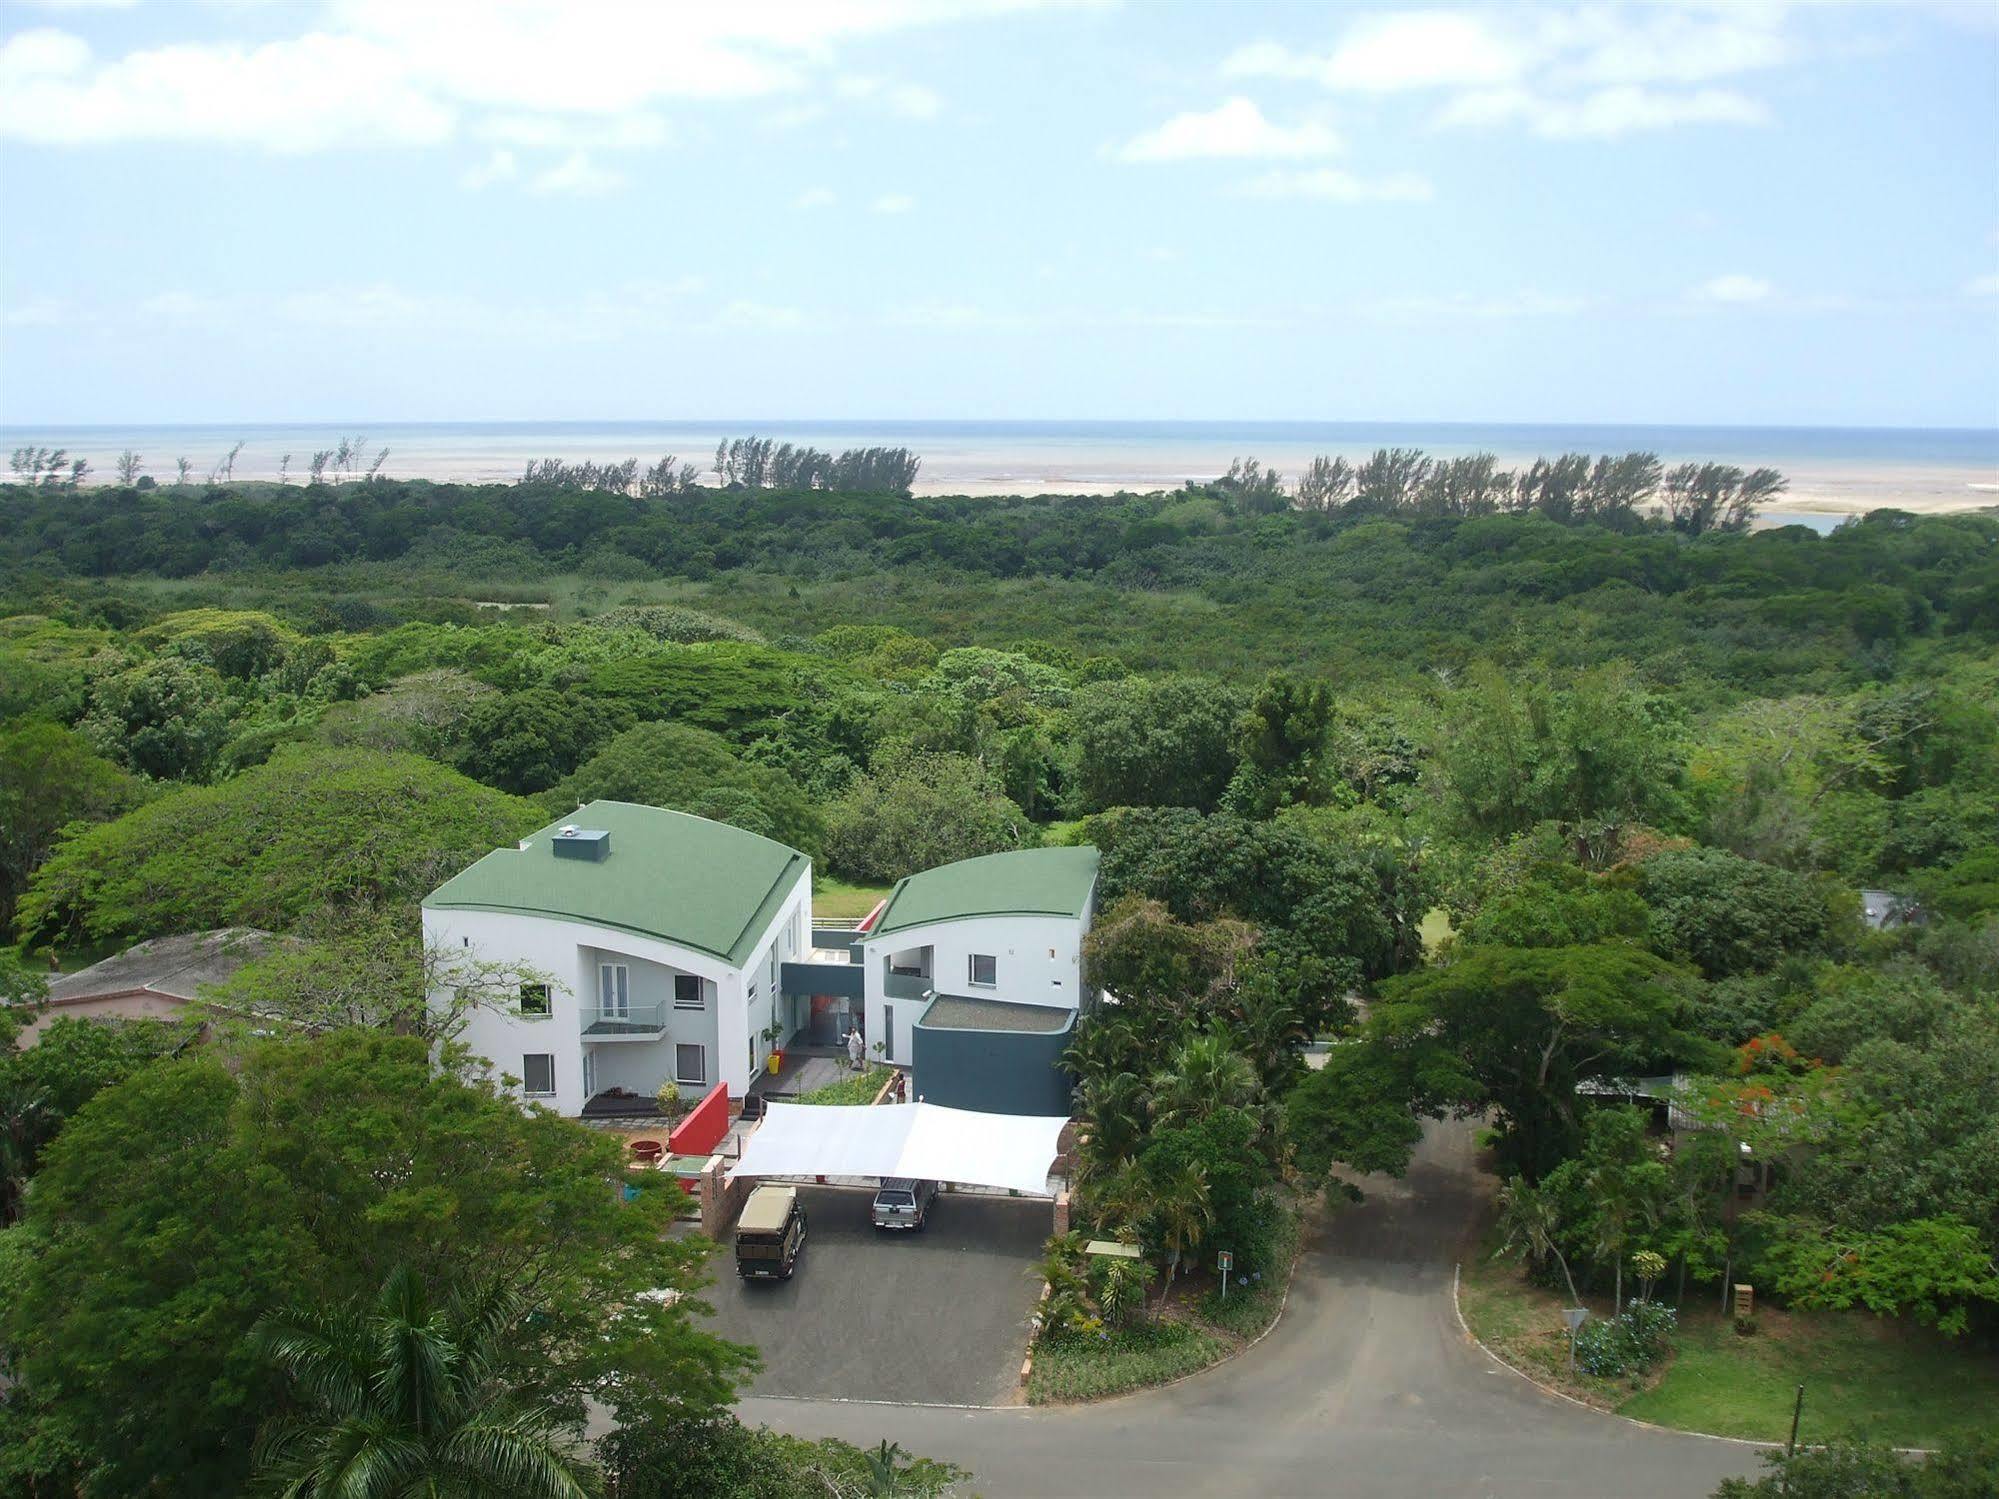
(1052, 1189, 1071, 1236)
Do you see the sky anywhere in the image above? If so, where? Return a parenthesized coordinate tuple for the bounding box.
(0, 0, 1995, 428)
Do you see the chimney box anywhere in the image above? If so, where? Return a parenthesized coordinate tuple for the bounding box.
(552, 828, 610, 862)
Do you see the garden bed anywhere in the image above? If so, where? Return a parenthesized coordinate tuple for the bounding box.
(796, 1066, 890, 1107)
(1027, 1202, 1299, 1405)
(1458, 1245, 1999, 1447)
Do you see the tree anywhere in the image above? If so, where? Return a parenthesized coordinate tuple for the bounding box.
(0, 720, 145, 929)
(1493, 1176, 1583, 1306)
(551, 721, 825, 858)
(1639, 847, 1838, 978)
(1147, 1032, 1260, 1130)
(1664, 462, 1785, 535)
(0, 1032, 752, 1495)
(822, 752, 1031, 883)
(1753, 1215, 1999, 1337)
(251, 1265, 594, 1499)
(1080, 895, 1254, 1016)
(1295, 455, 1354, 511)
(1071, 676, 1244, 813)
(455, 687, 632, 795)
(17, 746, 537, 953)
(79, 655, 234, 782)
(1283, 1041, 1426, 1189)
(115, 449, 143, 485)
(1369, 942, 1707, 1180)
(1142, 1157, 1212, 1317)
(1712, 1435, 1999, 1499)
(1227, 671, 1334, 816)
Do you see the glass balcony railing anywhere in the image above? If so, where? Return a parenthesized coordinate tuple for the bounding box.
(883, 971, 934, 1002)
(581, 1001, 667, 1036)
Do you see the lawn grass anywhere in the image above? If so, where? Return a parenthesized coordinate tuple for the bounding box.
(813, 877, 890, 923)
(1459, 1247, 1999, 1448)
(1418, 907, 1456, 955)
(1622, 1308, 1999, 1449)
(796, 1066, 889, 1107)
(1026, 1319, 1228, 1404)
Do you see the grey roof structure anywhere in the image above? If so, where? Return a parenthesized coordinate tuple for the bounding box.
(46, 928, 278, 1006)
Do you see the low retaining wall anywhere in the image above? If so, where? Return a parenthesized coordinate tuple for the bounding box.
(698, 1152, 753, 1239)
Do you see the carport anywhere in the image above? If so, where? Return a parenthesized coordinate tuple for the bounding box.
(729, 1100, 1067, 1196)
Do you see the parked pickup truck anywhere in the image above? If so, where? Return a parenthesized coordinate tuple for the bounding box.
(736, 1185, 807, 1280)
(871, 1177, 937, 1231)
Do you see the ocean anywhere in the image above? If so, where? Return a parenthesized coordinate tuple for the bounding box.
(4, 420, 1995, 526)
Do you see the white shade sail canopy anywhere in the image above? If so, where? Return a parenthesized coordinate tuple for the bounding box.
(729, 1101, 1067, 1197)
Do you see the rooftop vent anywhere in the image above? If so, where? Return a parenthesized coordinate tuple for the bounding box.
(552, 827, 611, 862)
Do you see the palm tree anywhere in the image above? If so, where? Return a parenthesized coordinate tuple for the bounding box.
(1148, 1033, 1259, 1129)
(1493, 1177, 1582, 1307)
(1072, 1070, 1147, 1195)
(1147, 1160, 1214, 1319)
(251, 1264, 593, 1499)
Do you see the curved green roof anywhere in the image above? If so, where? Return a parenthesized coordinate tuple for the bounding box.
(869, 846, 1098, 938)
(424, 801, 806, 966)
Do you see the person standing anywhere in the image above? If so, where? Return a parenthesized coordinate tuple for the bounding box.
(846, 1022, 865, 1072)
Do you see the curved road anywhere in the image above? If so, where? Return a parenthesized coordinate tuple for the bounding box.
(743, 1121, 1761, 1497)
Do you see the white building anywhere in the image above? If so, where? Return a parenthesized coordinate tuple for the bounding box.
(859, 845, 1100, 1070)
(422, 801, 811, 1116)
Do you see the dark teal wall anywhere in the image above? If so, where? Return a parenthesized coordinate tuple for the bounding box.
(911, 1013, 1074, 1117)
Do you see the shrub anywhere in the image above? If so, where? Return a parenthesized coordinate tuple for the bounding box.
(1573, 1299, 1677, 1377)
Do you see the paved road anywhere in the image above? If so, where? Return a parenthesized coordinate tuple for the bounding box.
(701, 1185, 1045, 1406)
(742, 1121, 1762, 1497)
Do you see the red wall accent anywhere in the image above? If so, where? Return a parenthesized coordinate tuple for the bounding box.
(669, 1082, 730, 1159)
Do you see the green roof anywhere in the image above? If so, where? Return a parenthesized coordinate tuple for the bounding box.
(424, 801, 806, 966)
(869, 846, 1098, 938)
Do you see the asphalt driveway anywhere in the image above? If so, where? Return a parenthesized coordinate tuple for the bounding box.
(696, 1185, 1046, 1406)
(745, 1121, 1762, 1498)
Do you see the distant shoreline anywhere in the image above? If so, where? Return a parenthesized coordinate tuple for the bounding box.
(5, 418, 1995, 518)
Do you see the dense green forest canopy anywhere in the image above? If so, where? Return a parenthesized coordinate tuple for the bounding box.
(2, 466, 1997, 1491)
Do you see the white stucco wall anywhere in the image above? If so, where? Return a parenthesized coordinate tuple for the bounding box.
(422, 865, 810, 1115)
(859, 910, 1089, 1067)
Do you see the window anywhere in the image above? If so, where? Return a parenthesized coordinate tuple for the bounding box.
(598, 963, 629, 1018)
(883, 1006, 895, 1060)
(675, 1044, 706, 1085)
(519, 983, 551, 1016)
(968, 953, 997, 988)
(522, 1054, 555, 1096)
(673, 974, 704, 1011)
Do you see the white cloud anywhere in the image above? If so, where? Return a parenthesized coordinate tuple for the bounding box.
(0, 296, 68, 328)
(460, 148, 517, 189)
(715, 299, 805, 331)
(0, 0, 1057, 152)
(479, 111, 669, 150)
(1116, 97, 1341, 162)
(1690, 273, 1773, 304)
(528, 151, 625, 195)
(1226, 13, 1522, 93)
(887, 301, 1023, 330)
(1237, 167, 1433, 203)
(1964, 273, 1999, 298)
(1226, 6, 1793, 140)
(1355, 290, 1590, 322)
(1439, 84, 1768, 138)
(836, 75, 943, 119)
(872, 193, 916, 214)
(0, 27, 454, 150)
(795, 187, 837, 209)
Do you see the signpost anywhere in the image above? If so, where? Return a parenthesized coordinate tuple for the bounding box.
(1562, 1307, 1588, 1371)
(1218, 1250, 1234, 1301)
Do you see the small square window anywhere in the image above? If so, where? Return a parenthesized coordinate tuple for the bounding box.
(675, 1044, 706, 1085)
(673, 974, 704, 1011)
(522, 1053, 555, 1096)
(969, 953, 997, 987)
(519, 983, 551, 1016)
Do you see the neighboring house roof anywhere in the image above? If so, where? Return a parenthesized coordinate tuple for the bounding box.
(918, 994, 1076, 1033)
(869, 846, 1099, 939)
(44, 927, 277, 1008)
(423, 801, 807, 966)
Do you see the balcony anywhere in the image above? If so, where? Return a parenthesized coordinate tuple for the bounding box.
(883, 970, 934, 1003)
(582, 1001, 668, 1039)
